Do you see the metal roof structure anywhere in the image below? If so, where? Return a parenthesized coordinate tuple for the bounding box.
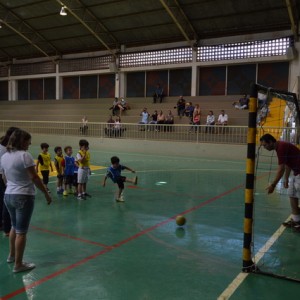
(0, 0, 299, 63)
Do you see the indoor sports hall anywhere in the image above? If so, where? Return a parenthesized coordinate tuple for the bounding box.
(1, 1, 300, 299)
(1, 134, 300, 299)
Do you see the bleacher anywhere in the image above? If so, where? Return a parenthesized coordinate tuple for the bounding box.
(0, 95, 248, 126)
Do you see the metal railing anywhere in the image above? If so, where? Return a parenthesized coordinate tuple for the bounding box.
(0, 120, 292, 145)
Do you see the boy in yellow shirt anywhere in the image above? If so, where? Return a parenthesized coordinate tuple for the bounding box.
(76, 139, 91, 200)
(36, 143, 53, 193)
(54, 146, 64, 194)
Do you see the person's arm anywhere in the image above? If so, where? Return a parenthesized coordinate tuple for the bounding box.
(283, 165, 291, 188)
(77, 151, 85, 164)
(1, 173, 7, 185)
(102, 175, 107, 187)
(54, 158, 59, 173)
(36, 160, 40, 173)
(266, 164, 285, 194)
(27, 166, 52, 204)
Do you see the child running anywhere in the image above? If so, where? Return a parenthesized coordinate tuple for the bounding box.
(102, 156, 138, 202)
(54, 146, 64, 194)
(36, 143, 53, 193)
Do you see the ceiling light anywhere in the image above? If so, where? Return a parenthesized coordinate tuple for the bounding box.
(60, 6, 67, 16)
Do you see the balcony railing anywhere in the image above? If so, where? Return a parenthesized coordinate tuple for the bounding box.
(0, 120, 293, 145)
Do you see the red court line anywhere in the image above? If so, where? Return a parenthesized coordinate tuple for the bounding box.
(30, 226, 111, 248)
(1, 183, 243, 300)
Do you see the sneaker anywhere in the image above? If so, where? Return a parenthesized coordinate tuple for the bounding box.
(282, 219, 300, 228)
(134, 176, 138, 185)
(116, 198, 125, 202)
(63, 190, 68, 196)
(13, 262, 35, 273)
(7, 256, 15, 263)
(57, 190, 63, 195)
(77, 195, 84, 201)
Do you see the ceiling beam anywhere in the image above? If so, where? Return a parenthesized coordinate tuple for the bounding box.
(285, 0, 298, 41)
(0, 4, 59, 64)
(56, 0, 117, 58)
(159, 0, 198, 46)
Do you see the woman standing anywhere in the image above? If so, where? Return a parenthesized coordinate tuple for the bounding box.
(1, 129, 52, 273)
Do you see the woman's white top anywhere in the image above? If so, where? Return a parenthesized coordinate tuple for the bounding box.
(1, 150, 36, 195)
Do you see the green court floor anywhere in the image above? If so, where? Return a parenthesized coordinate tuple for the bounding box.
(1, 145, 300, 299)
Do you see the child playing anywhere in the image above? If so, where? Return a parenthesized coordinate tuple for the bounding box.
(63, 146, 76, 196)
(102, 156, 138, 202)
(76, 139, 91, 200)
(36, 143, 53, 193)
(54, 146, 64, 194)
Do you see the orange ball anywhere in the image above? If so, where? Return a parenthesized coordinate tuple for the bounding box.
(176, 215, 186, 226)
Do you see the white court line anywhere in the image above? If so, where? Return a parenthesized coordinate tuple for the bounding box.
(217, 218, 290, 300)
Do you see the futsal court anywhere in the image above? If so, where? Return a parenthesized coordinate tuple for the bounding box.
(1, 143, 300, 300)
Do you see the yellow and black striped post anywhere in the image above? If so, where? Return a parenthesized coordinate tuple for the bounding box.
(242, 83, 258, 272)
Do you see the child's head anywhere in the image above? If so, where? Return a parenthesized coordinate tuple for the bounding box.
(40, 142, 49, 152)
(79, 139, 89, 150)
(64, 146, 73, 156)
(54, 146, 62, 156)
(111, 156, 120, 168)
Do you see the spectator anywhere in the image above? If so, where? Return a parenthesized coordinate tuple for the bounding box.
(153, 84, 164, 103)
(184, 102, 194, 122)
(105, 115, 115, 137)
(120, 98, 130, 110)
(175, 96, 186, 118)
(216, 110, 228, 133)
(110, 98, 124, 116)
(232, 94, 249, 110)
(148, 110, 158, 131)
(80, 116, 88, 135)
(190, 104, 201, 132)
(139, 108, 150, 131)
(113, 116, 125, 137)
(165, 110, 174, 131)
(156, 110, 165, 132)
(205, 110, 215, 133)
(1, 129, 52, 273)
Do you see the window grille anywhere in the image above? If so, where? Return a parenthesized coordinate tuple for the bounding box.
(120, 47, 192, 68)
(59, 56, 113, 72)
(197, 37, 292, 62)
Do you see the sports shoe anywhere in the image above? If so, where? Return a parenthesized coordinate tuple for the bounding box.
(282, 219, 300, 228)
(13, 262, 35, 273)
(116, 198, 125, 202)
(7, 256, 15, 263)
(77, 195, 85, 201)
(63, 190, 68, 196)
(134, 176, 138, 185)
